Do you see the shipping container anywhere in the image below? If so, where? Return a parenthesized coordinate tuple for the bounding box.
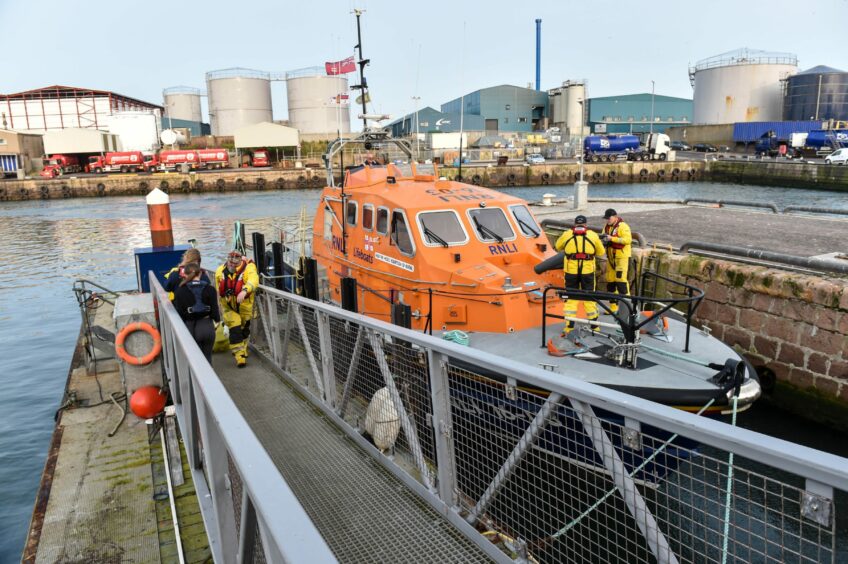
(104, 111, 160, 153)
(43, 129, 119, 155)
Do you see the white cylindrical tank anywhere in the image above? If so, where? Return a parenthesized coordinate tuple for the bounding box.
(564, 81, 586, 137)
(691, 48, 797, 124)
(286, 69, 350, 135)
(163, 86, 203, 123)
(206, 68, 273, 136)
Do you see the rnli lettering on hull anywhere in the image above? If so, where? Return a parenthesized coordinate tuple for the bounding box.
(375, 253, 414, 272)
(489, 243, 518, 255)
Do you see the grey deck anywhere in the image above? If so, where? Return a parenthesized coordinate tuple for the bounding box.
(213, 354, 492, 564)
(441, 312, 726, 391)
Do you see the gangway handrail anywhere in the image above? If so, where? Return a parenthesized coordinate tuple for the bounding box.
(150, 274, 337, 563)
(257, 282, 848, 494)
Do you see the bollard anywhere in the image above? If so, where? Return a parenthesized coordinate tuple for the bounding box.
(573, 180, 588, 211)
(146, 187, 173, 247)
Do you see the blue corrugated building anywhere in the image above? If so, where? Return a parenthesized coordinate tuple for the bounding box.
(587, 93, 693, 134)
(161, 117, 211, 137)
(441, 85, 548, 132)
(388, 107, 486, 138)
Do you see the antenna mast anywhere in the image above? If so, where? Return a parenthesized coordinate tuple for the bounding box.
(353, 9, 370, 131)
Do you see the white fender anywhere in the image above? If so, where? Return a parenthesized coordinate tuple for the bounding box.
(364, 387, 400, 452)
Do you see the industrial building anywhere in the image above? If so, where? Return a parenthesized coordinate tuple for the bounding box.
(0, 129, 44, 176)
(441, 85, 548, 133)
(0, 85, 162, 132)
(690, 48, 798, 125)
(547, 80, 588, 137)
(388, 107, 485, 138)
(206, 68, 273, 137)
(587, 93, 692, 134)
(783, 66, 848, 122)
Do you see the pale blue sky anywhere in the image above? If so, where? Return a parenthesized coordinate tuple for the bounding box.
(2, 0, 846, 126)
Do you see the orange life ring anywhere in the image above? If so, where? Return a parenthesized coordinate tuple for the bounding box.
(115, 322, 162, 365)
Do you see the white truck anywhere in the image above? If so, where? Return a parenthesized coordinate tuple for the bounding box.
(640, 133, 672, 161)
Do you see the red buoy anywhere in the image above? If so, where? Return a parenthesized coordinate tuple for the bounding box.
(129, 386, 167, 419)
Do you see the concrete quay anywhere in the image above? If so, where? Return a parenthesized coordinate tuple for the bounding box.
(540, 202, 848, 430)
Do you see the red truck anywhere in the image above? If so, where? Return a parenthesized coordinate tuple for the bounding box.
(40, 154, 82, 178)
(251, 149, 270, 167)
(88, 151, 155, 174)
(197, 148, 230, 169)
(158, 150, 200, 171)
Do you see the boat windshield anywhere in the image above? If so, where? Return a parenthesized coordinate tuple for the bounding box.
(509, 204, 541, 237)
(418, 211, 467, 247)
(468, 208, 515, 242)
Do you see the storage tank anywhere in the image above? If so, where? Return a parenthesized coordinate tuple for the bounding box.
(690, 48, 798, 124)
(783, 66, 848, 122)
(206, 68, 272, 136)
(163, 86, 203, 123)
(286, 67, 350, 135)
(564, 81, 587, 137)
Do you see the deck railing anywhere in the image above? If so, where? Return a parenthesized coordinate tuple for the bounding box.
(150, 274, 336, 563)
(252, 282, 847, 563)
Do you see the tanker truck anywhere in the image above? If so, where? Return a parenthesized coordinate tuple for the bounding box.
(583, 133, 671, 162)
(40, 154, 82, 178)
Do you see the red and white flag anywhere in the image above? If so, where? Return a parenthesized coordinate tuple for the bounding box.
(325, 56, 356, 75)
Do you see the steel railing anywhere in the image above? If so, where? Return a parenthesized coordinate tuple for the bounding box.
(251, 282, 847, 563)
(149, 274, 336, 563)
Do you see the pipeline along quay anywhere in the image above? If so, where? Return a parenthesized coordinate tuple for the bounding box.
(3, 157, 848, 200)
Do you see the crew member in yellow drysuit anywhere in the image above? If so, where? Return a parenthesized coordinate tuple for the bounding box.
(554, 215, 605, 334)
(215, 250, 259, 367)
(600, 208, 632, 313)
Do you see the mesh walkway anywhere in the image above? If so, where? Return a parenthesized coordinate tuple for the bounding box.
(213, 356, 492, 563)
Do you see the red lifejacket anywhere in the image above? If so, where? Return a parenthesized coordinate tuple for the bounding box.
(565, 226, 595, 260)
(218, 259, 253, 297)
(604, 219, 626, 250)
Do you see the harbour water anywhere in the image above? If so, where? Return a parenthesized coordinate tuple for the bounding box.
(1, 182, 846, 561)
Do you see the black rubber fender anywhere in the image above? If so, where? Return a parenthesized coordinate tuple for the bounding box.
(534, 251, 565, 274)
(40, 185, 50, 199)
(688, 168, 696, 178)
(160, 180, 169, 191)
(671, 168, 681, 177)
(639, 168, 649, 177)
(591, 171, 601, 181)
(507, 173, 516, 182)
(608, 170, 617, 179)
(657, 169, 666, 179)
(275, 177, 286, 189)
(297, 175, 307, 187)
(216, 178, 226, 190)
(236, 178, 245, 190)
(181, 180, 191, 192)
(194, 179, 204, 190)
(472, 174, 482, 185)
(257, 177, 266, 189)
(96, 183, 106, 196)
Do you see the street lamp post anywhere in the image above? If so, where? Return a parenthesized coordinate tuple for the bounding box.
(573, 99, 587, 210)
(411, 96, 421, 161)
(650, 80, 655, 134)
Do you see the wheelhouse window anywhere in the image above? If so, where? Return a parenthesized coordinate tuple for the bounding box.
(417, 210, 468, 247)
(467, 208, 515, 242)
(376, 207, 389, 235)
(362, 204, 374, 231)
(508, 204, 541, 238)
(346, 201, 357, 226)
(390, 210, 414, 256)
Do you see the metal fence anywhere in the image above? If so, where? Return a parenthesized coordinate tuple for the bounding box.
(150, 274, 336, 563)
(252, 282, 847, 563)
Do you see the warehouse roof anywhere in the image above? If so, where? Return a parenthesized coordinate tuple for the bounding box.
(234, 122, 299, 149)
(0, 85, 163, 110)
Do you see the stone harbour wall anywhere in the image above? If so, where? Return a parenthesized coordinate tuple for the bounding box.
(645, 250, 848, 429)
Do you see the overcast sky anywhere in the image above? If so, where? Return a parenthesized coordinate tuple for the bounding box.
(2, 0, 846, 125)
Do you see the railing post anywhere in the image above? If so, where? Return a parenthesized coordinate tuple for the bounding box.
(316, 311, 338, 408)
(684, 286, 693, 353)
(237, 489, 257, 564)
(195, 389, 239, 562)
(427, 350, 459, 508)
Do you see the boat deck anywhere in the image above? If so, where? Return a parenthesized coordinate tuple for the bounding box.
(212, 354, 492, 563)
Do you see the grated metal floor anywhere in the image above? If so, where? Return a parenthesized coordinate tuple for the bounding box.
(213, 354, 493, 564)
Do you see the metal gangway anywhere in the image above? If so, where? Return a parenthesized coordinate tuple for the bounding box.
(151, 274, 848, 563)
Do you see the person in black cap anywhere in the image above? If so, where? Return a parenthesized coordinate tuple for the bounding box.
(599, 208, 632, 313)
(554, 214, 604, 334)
